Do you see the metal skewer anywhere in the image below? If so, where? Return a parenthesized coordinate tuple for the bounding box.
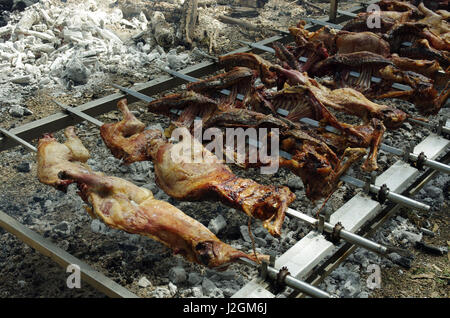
(0, 127, 37, 152)
(53, 100, 104, 127)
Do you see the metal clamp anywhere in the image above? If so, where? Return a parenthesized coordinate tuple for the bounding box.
(414, 152, 427, 171)
(317, 215, 325, 234)
(274, 266, 291, 293)
(377, 184, 389, 204)
(364, 171, 377, 194)
(330, 222, 344, 244)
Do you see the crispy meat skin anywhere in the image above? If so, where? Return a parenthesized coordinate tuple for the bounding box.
(37, 127, 264, 269)
(269, 65, 407, 129)
(37, 126, 91, 191)
(218, 53, 277, 87)
(101, 99, 295, 237)
(203, 107, 367, 199)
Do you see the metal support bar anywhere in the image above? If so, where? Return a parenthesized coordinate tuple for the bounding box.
(0, 127, 37, 152)
(53, 100, 104, 127)
(286, 208, 388, 255)
(0, 210, 139, 298)
(341, 175, 429, 211)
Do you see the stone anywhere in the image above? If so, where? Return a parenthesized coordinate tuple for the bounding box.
(191, 286, 203, 297)
(239, 225, 252, 243)
(167, 52, 190, 70)
(54, 221, 71, 236)
(188, 272, 203, 286)
(168, 266, 187, 284)
(15, 162, 31, 172)
(168, 282, 177, 296)
(201, 277, 217, 295)
(138, 276, 151, 288)
(62, 56, 90, 85)
(207, 215, 227, 235)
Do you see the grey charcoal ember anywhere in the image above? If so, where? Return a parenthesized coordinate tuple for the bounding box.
(53, 221, 71, 236)
(207, 215, 227, 235)
(62, 56, 90, 85)
(239, 225, 252, 243)
(286, 175, 303, 190)
(401, 230, 422, 244)
(9, 105, 31, 117)
(201, 277, 217, 295)
(191, 286, 203, 297)
(208, 288, 224, 298)
(142, 182, 159, 194)
(138, 276, 152, 288)
(341, 279, 361, 298)
(188, 272, 203, 286)
(254, 237, 267, 247)
(358, 291, 369, 298)
(168, 266, 187, 284)
(167, 52, 190, 70)
(151, 286, 172, 298)
(15, 162, 31, 172)
(17, 280, 27, 288)
(253, 226, 267, 238)
(424, 185, 442, 199)
(168, 282, 177, 296)
(90, 219, 107, 234)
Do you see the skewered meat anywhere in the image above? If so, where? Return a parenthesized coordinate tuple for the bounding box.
(37, 126, 91, 191)
(37, 127, 265, 269)
(218, 52, 277, 87)
(147, 90, 218, 133)
(101, 99, 295, 237)
(269, 65, 408, 129)
(186, 66, 257, 108)
(310, 51, 448, 115)
(335, 31, 391, 57)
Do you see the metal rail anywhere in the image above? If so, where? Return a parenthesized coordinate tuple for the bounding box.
(0, 209, 139, 298)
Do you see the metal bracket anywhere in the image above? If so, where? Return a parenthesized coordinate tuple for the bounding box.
(414, 152, 427, 171)
(377, 184, 390, 204)
(364, 171, 377, 194)
(330, 222, 344, 244)
(403, 142, 415, 162)
(274, 266, 291, 293)
(317, 215, 325, 234)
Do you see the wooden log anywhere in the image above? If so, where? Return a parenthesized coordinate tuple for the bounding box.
(181, 0, 199, 48)
(218, 15, 260, 31)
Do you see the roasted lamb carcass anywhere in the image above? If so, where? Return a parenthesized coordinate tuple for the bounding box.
(201, 107, 367, 200)
(310, 51, 448, 115)
(218, 52, 277, 87)
(37, 126, 91, 191)
(268, 65, 408, 129)
(37, 127, 265, 269)
(101, 99, 296, 237)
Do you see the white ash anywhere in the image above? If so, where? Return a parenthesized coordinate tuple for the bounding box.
(0, 0, 200, 116)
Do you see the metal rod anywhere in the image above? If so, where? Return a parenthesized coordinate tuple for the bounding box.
(53, 100, 104, 127)
(303, 18, 343, 30)
(286, 208, 388, 255)
(0, 210, 139, 298)
(0, 127, 37, 152)
(267, 266, 331, 298)
(238, 257, 331, 298)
